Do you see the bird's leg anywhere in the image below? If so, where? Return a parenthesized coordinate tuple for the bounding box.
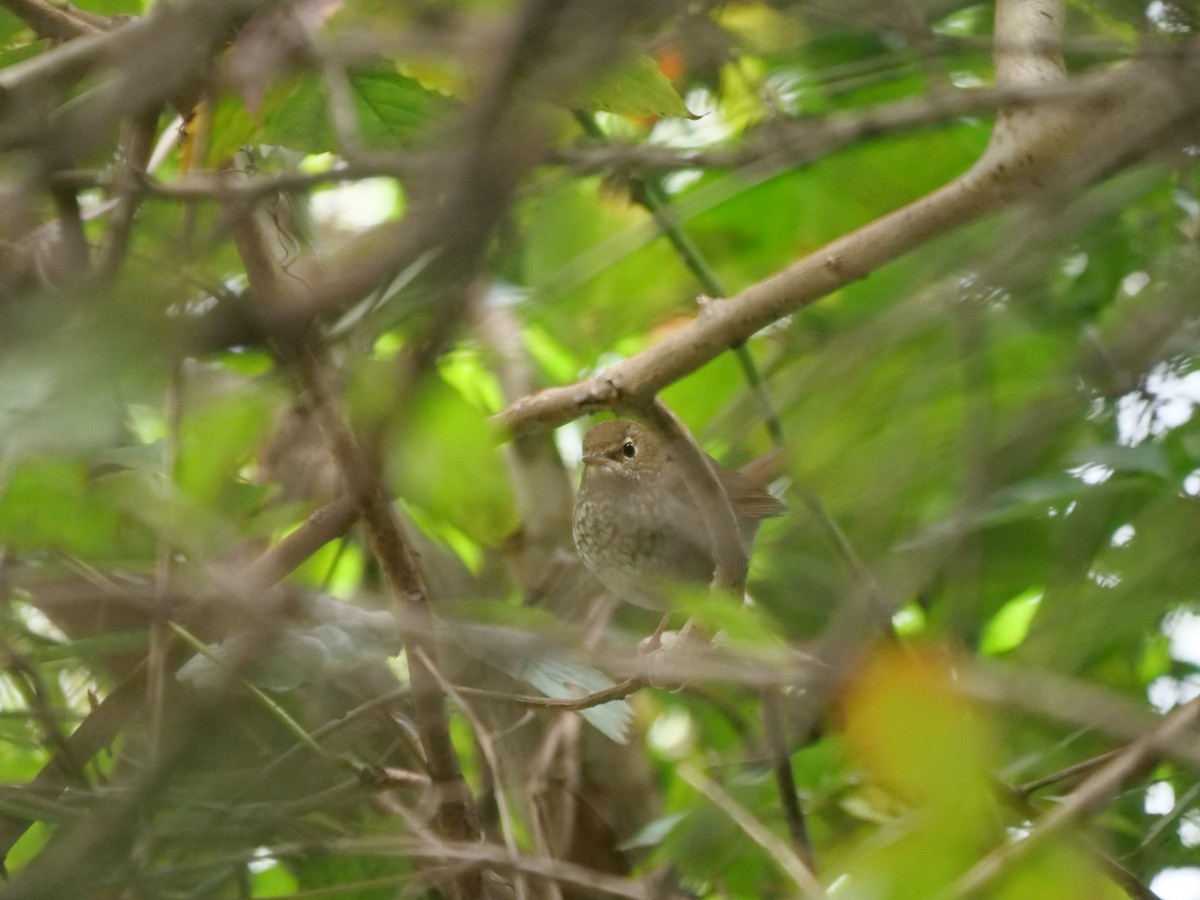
(638, 612, 673, 653)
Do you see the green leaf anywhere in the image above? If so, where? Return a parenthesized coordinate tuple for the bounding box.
(981, 475, 1085, 525)
(208, 65, 449, 161)
(270, 66, 450, 152)
(980, 587, 1044, 655)
(1070, 443, 1173, 480)
(0, 460, 144, 559)
(72, 0, 140, 15)
(176, 381, 281, 509)
(618, 812, 687, 851)
(575, 55, 694, 119)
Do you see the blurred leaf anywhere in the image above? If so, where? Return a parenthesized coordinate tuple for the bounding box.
(1070, 443, 1173, 480)
(3, 1, 1200, 893)
(389, 376, 516, 546)
(993, 846, 1124, 900)
(980, 587, 1043, 655)
(72, 0, 140, 15)
(209, 65, 449, 161)
(177, 378, 283, 509)
(841, 645, 1004, 896)
(437, 346, 505, 415)
(178, 615, 396, 691)
(0, 460, 146, 559)
(844, 645, 997, 812)
(248, 858, 299, 897)
(0, 38, 44, 67)
(92, 467, 240, 559)
(617, 811, 687, 851)
(575, 55, 694, 119)
(669, 584, 789, 653)
(981, 475, 1085, 526)
(0, 9, 26, 42)
(522, 177, 694, 354)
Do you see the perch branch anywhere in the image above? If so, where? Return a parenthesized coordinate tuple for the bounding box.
(496, 34, 1200, 434)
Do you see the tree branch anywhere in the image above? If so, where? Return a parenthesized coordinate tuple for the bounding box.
(946, 695, 1200, 899)
(495, 36, 1200, 435)
(678, 763, 825, 899)
(0, 0, 99, 41)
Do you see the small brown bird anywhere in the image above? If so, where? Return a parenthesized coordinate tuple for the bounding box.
(572, 419, 785, 608)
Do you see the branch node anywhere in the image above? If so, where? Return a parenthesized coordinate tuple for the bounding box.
(696, 293, 721, 321)
(594, 377, 620, 403)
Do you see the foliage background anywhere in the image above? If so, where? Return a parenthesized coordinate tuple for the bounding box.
(0, 0, 1199, 898)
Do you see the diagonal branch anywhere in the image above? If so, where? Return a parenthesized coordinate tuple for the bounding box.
(495, 31, 1200, 435)
(679, 763, 826, 899)
(0, 0, 99, 41)
(287, 336, 484, 882)
(945, 695, 1200, 899)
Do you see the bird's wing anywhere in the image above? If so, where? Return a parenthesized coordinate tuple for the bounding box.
(719, 459, 787, 519)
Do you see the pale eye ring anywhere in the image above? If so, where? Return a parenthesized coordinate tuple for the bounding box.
(621, 440, 637, 459)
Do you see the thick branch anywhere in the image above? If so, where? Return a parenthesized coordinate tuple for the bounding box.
(0, 0, 271, 160)
(228, 190, 481, 900)
(296, 346, 479, 846)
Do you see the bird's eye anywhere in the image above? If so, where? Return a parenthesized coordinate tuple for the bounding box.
(621, 440, 637, 459)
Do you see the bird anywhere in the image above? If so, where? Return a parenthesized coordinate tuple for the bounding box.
(572, 419, 785, 610)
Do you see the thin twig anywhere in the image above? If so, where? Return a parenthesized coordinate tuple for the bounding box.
(678, 763, 825, 899)
(292, 343, 481, 849)
(454, 676, 644, 712)
(1016, 749, 1123, 797)
(420, 648, 530, 900)
(762, 688, 814, 870)
(95, 107, 159, 281)
(945, 696, 1200, 899)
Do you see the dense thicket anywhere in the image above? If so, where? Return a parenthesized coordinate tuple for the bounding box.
(0, 1, 1199, 898)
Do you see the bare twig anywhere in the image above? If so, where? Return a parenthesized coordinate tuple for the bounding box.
(0, 0, 273, 157)
(1016, 749, 1124, 798)
(421, 648, 529, 900)
(95, 107, 159, 281)
(762, 687, 814, 870)
(995, 770, 1163, 900)
(553, 80, 1107, 175)
(253, 835, 657, 900)
(573, 110, 785, 447)
(47, 182, 87, 281)
(240, 495, 358, 595)
(228, 155, 481, 899)
(455, 676, 644, 712)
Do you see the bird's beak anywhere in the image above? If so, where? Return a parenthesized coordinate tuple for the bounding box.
(581, 453, 602, 466)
